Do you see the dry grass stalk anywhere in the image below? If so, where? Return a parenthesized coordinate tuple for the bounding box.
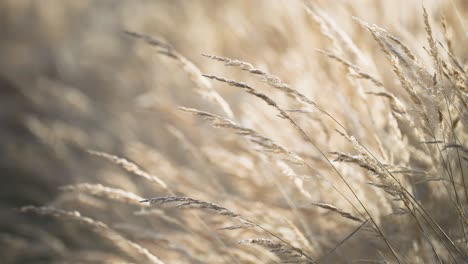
(59, 183, 145, 206)
(310, 202, 363, 223)
(423, 7, 442, 75)
(142, 195, 316, 262)
(141, 196, 241, 218)
(315, 49, 383, 87)
(239, 238, 314, 264)
(124, 30, 234, 119)
(304, 2, 342, 55)
(88, 150, 168, 190)
(304, 1, 367, 65)
(179, 106, 304, 164)
(202, 62, 320, 111)
(20, 206, 164, 264)
(202, 53, 292, 90)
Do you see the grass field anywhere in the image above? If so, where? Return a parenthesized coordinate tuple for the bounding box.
(1, 1, 467, 263)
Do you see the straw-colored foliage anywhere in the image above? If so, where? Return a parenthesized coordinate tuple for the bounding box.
(1, 0, 467, 263)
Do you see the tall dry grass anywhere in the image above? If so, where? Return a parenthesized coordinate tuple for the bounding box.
(1, 0, 467, 263)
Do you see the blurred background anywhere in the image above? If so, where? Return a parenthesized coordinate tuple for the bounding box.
(1, 1, 466, 263)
